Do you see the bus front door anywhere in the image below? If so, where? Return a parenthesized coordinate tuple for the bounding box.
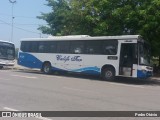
(119, 43, 137, 77)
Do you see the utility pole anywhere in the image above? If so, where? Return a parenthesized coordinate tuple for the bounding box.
(9, 0, 16, 42)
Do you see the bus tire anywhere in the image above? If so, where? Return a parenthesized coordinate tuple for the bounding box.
(42, 62, 52, 74)
(102, 67, 115, 81)
(0, 66, 3, 69)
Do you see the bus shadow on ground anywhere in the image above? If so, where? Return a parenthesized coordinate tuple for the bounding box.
(14, 69, 160, 86)
(113, 77, 160, 86)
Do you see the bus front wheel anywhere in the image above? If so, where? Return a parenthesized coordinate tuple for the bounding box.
(42, 62, 52, 74)
(102, 67, 115, 81)
(0, 66, 3, 69)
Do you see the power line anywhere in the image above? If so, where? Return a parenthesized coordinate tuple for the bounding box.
(0, 21, 47, 26)
(0, 19, 41, 35)
(0, 13, 38, 19)
(14, 23, 47, 26)
(15, 26, 40, 34)
(14, 15, 37, 19)
(0, 19, 10, 25)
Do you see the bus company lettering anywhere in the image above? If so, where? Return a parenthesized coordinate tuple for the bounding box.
(56, 55, 82, 62)
(56, 55, 70, 62)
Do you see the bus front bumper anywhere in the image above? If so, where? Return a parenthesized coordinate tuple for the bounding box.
(137, 70, 153, 78)
(0, 60, 15, 66)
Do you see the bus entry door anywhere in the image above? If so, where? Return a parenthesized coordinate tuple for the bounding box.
(119, 43, 137, 77)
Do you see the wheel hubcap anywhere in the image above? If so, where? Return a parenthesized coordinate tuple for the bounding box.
(105, 71, 112, 78)
(44, 65, 50, 73)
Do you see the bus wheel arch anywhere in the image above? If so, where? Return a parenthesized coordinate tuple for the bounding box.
(42, 61, 52, 74)
(101, 65, 116, 81)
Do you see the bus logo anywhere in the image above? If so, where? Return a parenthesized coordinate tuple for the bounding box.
(56, 55, 82, 63)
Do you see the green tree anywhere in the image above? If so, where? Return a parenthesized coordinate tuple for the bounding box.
(110, 0, 160, 64)
(38, 0, 160, 64)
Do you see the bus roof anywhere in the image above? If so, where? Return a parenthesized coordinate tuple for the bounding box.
(0, 40, 14, 44)
(21, 35, 142, 41)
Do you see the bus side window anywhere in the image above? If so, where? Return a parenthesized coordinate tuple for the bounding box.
(86, 47, 94, 54)
(48, 41, 57, 53)
(21, 41, 30, 52)
(85, 41, 101, 54)
(20, 42, 25, 52)
(56, 41, 70, 53)
(103, 40, 118, 55)
(74, 48, 82, 54)
(70, 41, 84, 54)
(39, 45, 44, 52)
(38, 42, 48, 53)
(30, 42, 38, 53)
(0, 47, 4, 55)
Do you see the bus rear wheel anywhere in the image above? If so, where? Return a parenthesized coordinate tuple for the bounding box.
(42, 62, 52, 74)
(102, 67, 115, 81)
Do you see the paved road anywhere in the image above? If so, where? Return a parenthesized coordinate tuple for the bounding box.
(0, 69, 160, 120)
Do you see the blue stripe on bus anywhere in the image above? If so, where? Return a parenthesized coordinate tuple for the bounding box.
(18, 52, 43, 69)
(137, 70, 152, 78)
(18, 52, 100, 75)
(51, 66, 100, 75)
(71, 67, 100, 75)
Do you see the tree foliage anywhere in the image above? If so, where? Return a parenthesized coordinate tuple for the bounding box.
(38, 0, 160, 57)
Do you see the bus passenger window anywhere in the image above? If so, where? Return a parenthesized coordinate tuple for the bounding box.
(21, 41, 30, 52)
(86, 47, 94, 54)
(70, 41, 84, 54)
(103, 40, 118, 55)
(74, 48, 82, 54)
(30, 42, 38, 53)
(85, 41, 101, 54)
(56, 41, 70, 53)
(104, 46, 116, 55)
(39, 45, 44, 52)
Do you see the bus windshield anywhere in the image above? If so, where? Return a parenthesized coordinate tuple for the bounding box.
(0, 43, 15, 60)
(139, 42, 151, 66)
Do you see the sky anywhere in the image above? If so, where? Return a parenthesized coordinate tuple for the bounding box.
(0, 0, 51, 48)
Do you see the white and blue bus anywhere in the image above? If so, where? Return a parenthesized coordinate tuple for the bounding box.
(18, 35, 153, 80)
(0, 40, 15, 69)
